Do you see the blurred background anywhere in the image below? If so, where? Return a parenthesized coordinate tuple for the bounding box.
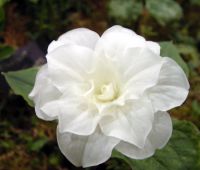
(0, 0, 200, 170)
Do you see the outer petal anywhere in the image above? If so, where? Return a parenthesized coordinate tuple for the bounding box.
(147, 57, 189, 111)
(116, 111, 172, 159)
(148, 111, 172, 149)
(121, 48, 162, 99)
(99, 98, 154, 148)
(121, 47, 161, 79)
(95, 25, 160, 59)
(47, 40, 69, 53)
(40, 90, 99, 135)
(48, 28, 100, 53)
(47, 45, 94, 92)
(95, 25, 145, 59)
(29, 65, 61, 120)
(116, 139, 155, 159)
(57, 128, 119, 167)
(146, 41, 160, 55)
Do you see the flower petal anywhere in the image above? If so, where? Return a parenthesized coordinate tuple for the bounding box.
(148, 111, 172, 149)
(95, 25, 160, 59)
(47, 45, 94, 92)
(146, 41, 160, 55)
(121, 47, 161, 79)
(57, 128, 119, 167)
(41, 94, 99, 135)
(147, 57, 189, 111)
(48, 28, 100, 53)
(58, 101, 99, 135)
(47, 40, 69, 53)
(29, 65, 61, 120)
(95, 25, 145, 59)
(116, 139, 155, 159)
(122, 48, 162, 99)
(116, 111, 172, 159)
(99, 98, 154, 148)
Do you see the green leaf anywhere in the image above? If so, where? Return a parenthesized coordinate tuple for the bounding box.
(0, 140, 15, 149)
(190, 0, 200, 6)
(28, 137, 48, 152)
(49, 154, 61, 166)
(2, 67, 39, 106)
(29, 0, 39, 4)
(176, 44, 200, 69)
(0, 0, 9, 30)
(112, 119, 200, 170)
(108, 0, 143, 25)
(0, 45, 15, 61)
(192, 100, 200, 116)
(146, 0, 183, 25)
(159, 41, 189, 77)
(0, 0, 9, 7)
(0, 7, 5, 30)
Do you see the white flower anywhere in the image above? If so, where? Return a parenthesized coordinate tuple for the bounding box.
(29, 25, 189, 167)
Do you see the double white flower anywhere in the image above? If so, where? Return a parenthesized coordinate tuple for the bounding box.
(29, 26, 189, 167)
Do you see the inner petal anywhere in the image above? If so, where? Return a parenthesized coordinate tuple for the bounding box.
(89, 56, 122, 104)
(96, 83, 118, 102)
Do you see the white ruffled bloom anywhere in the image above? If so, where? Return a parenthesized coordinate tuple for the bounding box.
(29, 26, 189, 167)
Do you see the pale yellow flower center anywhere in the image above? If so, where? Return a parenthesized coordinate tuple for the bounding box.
(95, 83, 118, 102)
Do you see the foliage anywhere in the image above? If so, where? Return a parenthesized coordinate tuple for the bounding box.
(146, 0, 183, 26)
(18, 0, 92, 40)
(0, 0, 16, 61)
(0, 44, 14, 61)
(0, 0, 9, 30)
(0, 7, 4, 30)
(190, 0, 200, 6)
(108, 0, 184, 26)
(108, 0, 143, 25)
(2, 67, 38, 106)
(160, 41, 189, 77)
(27, 137, 49, 152)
